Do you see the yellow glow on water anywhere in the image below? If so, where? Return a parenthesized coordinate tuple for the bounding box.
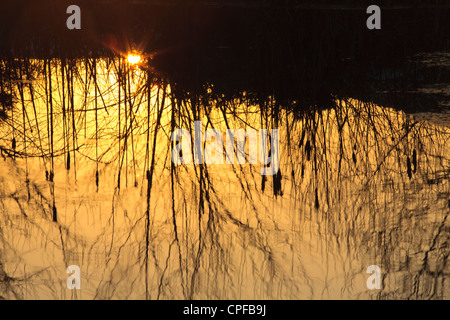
(127, 54, 141, 65)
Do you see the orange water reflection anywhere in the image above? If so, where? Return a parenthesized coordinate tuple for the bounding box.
(0, 58, 448, 299)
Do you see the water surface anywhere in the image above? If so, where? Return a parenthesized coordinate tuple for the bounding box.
(0, 56, 449, 300)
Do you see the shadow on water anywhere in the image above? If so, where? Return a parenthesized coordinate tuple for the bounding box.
(0, 1, 449, 299)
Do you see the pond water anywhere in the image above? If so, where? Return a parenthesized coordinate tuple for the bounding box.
(0, 57, 448, 299)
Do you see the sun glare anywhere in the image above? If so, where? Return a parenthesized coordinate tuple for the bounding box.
(127, 54, 141, 65)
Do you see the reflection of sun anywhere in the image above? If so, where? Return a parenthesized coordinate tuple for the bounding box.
(127, 53, 141, 65)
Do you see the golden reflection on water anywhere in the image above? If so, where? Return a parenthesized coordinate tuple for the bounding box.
(0, 58, 449, 299)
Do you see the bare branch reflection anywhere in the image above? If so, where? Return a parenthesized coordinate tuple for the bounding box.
(0, 56, 448, 300)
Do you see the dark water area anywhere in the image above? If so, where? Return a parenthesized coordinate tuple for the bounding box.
(2, 1, 450, 106)
(0, 1, 449, 300)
